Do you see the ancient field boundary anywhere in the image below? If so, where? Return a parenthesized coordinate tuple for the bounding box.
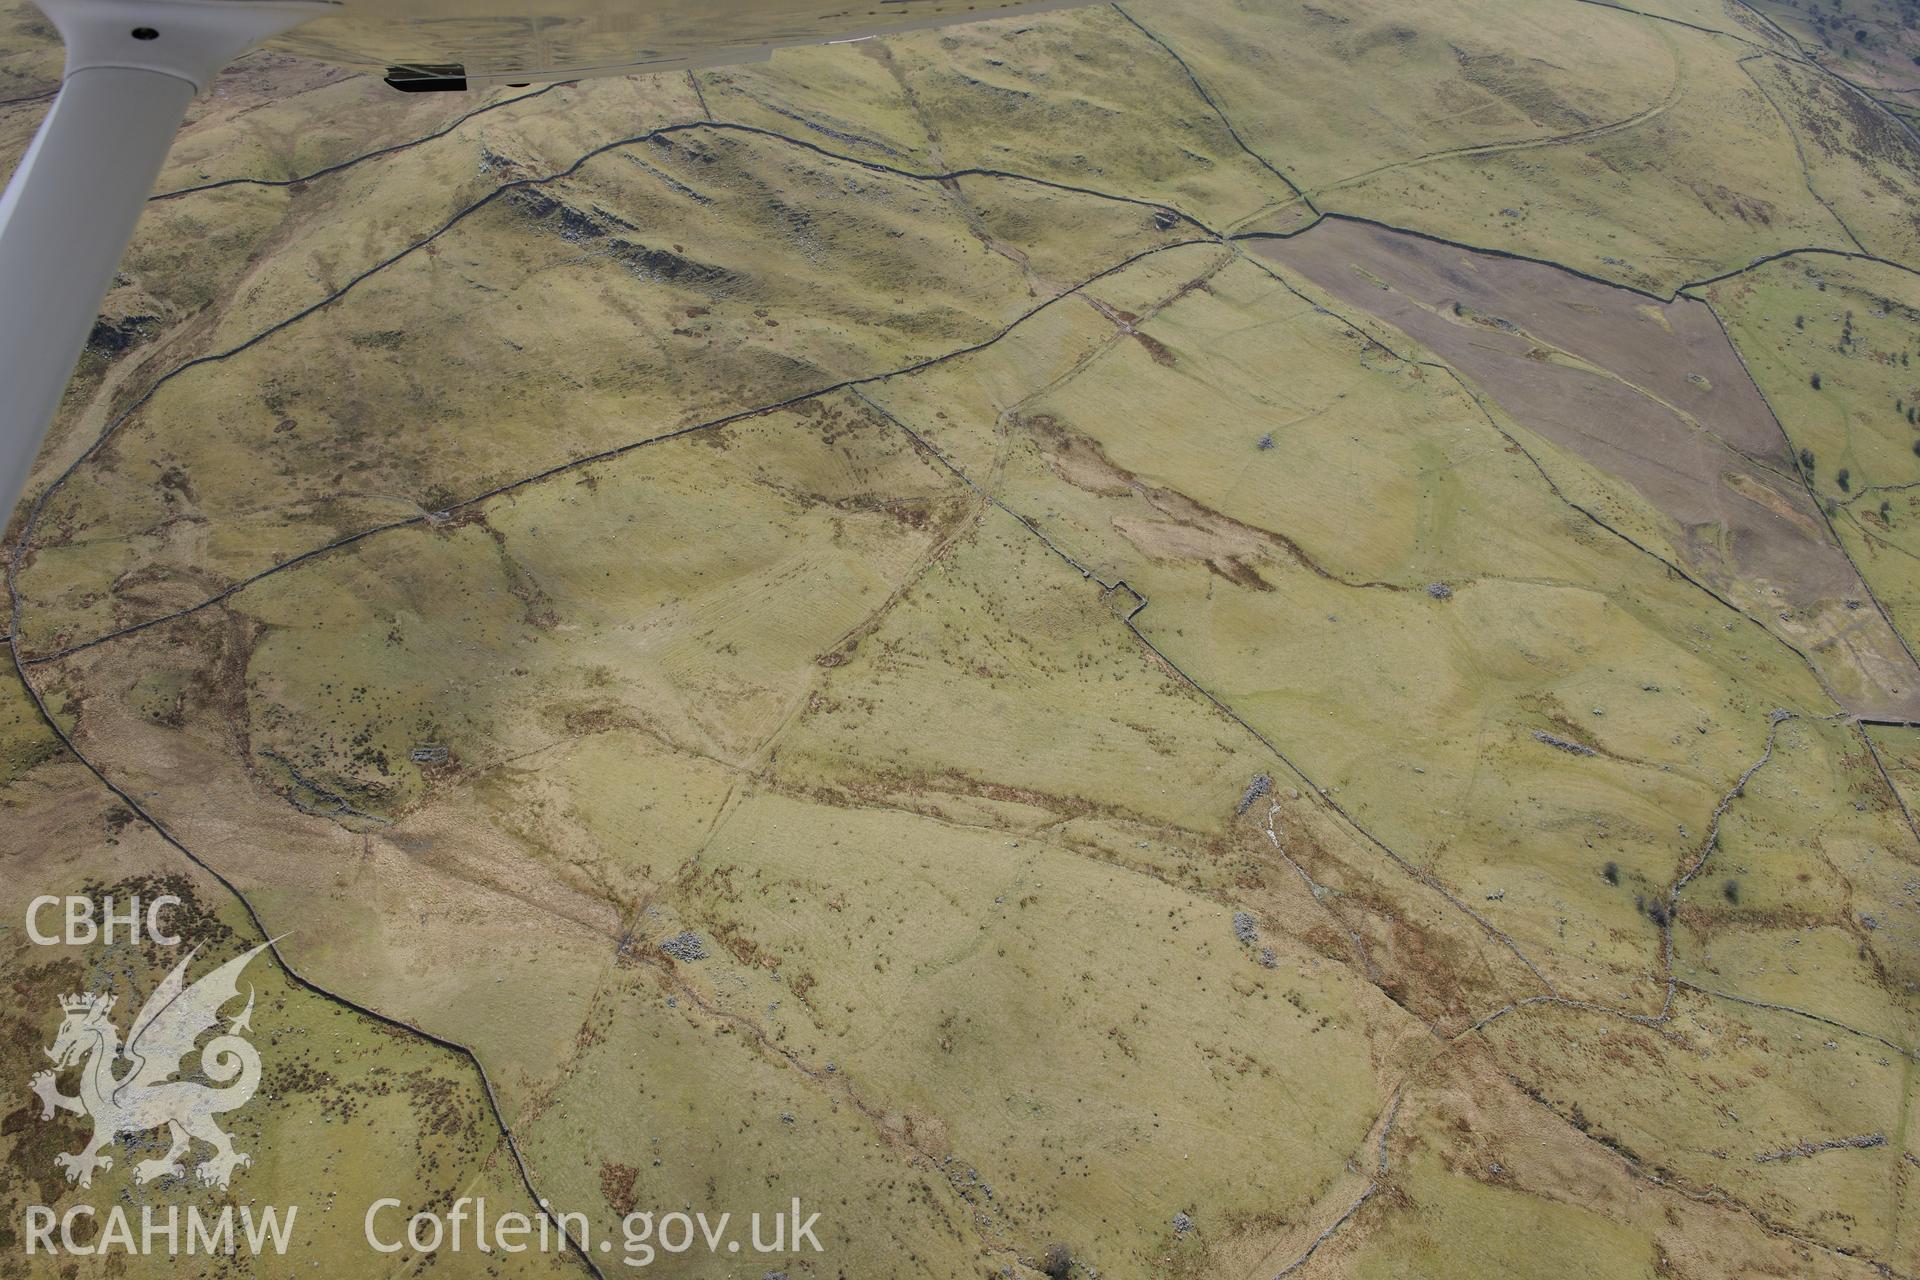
(8, 21, 1920, 1270)
(152, 82, 569, 200)
(1, 654, 610, 1279)
(1109, 4, 1318, 212)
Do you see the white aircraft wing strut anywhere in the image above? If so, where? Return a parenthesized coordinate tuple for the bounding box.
(0, 0, 1095, 528)
(1, 0, 335, 524)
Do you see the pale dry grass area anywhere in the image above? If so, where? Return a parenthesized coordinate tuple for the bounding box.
(4, 0, 1920, 1276)
(0, 670, 564, 1279)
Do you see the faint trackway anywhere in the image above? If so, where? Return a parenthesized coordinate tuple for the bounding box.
(2, 240, 1218, 1280)
(11, 75, 618, 1267)
(11, 38, 1920, 1269)
(853, 378, 1559, 998)
(1082, 260, 1902, 1050)
(3, 224, 1403, 1280)
(717, 79, 909, 160)
(852, 375, 1625, 1276)
(1237, 224, 1920, 726)
(1578, 0, 1920, 160)
(0, 112, 1214, 1280)
(15, 168, 1906, 1045)
(15, 113, 1911, 1083)
(1224, 249, 1920, 1068)
(13, 110, 1237, 664)
(30, 199, 1918, 669)
(1232, 243, 1871, 715)
(1290, 33, 1687, 208)
(15, 237, 1213, 668)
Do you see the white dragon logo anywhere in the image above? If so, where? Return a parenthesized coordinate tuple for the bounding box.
(29, 943, 270, 1190)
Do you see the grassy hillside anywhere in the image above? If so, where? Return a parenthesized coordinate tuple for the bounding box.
(3, 0, 1918, 1274)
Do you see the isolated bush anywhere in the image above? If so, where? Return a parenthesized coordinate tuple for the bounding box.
(1602, 861, 1620, 886)
(1838, 468, 1851, 492)
(1723, 879, 1741, 905)
(1811, 372, 1823, 390)
(1041, 1244, 1074, 1279)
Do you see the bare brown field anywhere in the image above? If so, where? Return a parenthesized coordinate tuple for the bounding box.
(5, 0, 1920, 1274)
(1252, 217, 1920, 719)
